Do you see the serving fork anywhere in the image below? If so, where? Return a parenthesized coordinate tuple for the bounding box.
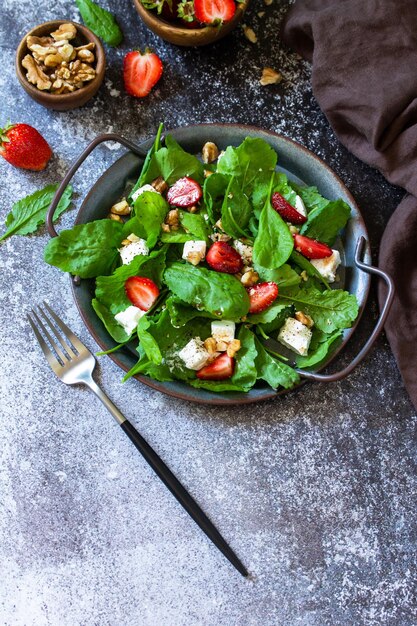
(28, 302, 248, 577)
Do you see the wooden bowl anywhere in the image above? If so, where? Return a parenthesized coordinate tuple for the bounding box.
(15, 20, 105, 111)
(133, 0, 250, 46)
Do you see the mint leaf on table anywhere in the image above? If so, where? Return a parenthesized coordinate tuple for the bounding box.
(253, 185, 294, 269)
(164, 262, 250, 320)
(300, 199, 351, 245)
(44, 219, 122, 278)
(277, 285, 359, 333)
(143, 135, 204, 186)
(221, 177, 252, 239)
(254, 337, 300, 389)
(295, 329, 342, 368)
(0, 184, 72, 242)
(217, 137, 277, 195)
(75, 0, 123, 46)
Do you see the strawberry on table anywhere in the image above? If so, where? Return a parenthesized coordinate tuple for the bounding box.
(247, 281, 279, 314)
(125, 276, 160, 311)
(194, 0, 236, 24)
(167, 177, 202, 207)
(206, 241, 244, 274)
(196, 353, 235, 380)
(123, 49, 163, 98)
(293, 234, 332, 259)
(0, 122, 52, 171)
(271, 192, 307, 225)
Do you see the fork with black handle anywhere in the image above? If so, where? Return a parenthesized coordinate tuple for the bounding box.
(28, 302, 248, 578)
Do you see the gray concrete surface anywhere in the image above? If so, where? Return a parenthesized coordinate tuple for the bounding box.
(1, 1, 416, 624)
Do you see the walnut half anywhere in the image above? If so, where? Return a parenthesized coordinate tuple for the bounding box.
(22, 54, 52, 90)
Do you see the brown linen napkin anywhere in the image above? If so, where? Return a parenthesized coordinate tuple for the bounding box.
(282, 0, 417, 408)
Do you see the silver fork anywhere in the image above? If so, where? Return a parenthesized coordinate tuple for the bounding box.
(28, 302, 248, 577)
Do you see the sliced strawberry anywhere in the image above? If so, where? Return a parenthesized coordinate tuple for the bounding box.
(196, 353, 235, 380)
(293, 234, 332, 259)
(123, 50, 163, 98)
(247, 282, 279, 314)
(125, 276, 159, 311)
(271, 192, 307, 225)
(206, 241, 243, 274)
(167, 177, 202, 207)
(194, 0, 236, 23)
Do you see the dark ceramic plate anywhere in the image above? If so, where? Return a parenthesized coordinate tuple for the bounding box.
(65, 124, 374, 404)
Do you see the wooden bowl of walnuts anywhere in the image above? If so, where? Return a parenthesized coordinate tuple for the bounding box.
(15, 20, 105, 111)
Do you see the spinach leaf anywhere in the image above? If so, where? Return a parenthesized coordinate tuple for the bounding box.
(44, 219, 123, 278)
(254, 337, 300, 389)
(290, 250, 330, 289)
(76, 0, 123, 46)
(160, 230, 196, 243)
(130, 123, 164, 198)
(217, 137, 277, 194)
(248, 301, 290, 326)
(300, 199, 351, 245)
(0, 184, 72, 242)
(144, 135, 204, 185)
(166, 296, 216, 327)
(130, 191, 169, 247)
(92, 298, 130, 343)
(253, 180, 294, 269)
(221, 177, 252, 239)
(164, 262, 250, 320)
(137, 315, 163, 365)
(277, 285, 359, 333)
(203, 172, 228, 223)
(295, 330, 342, 368)
(290, 183, 330, 213)
(255, 263, 301, 288)
(179, 210, 210, 241)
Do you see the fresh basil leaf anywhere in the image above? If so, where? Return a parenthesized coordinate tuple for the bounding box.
(253, 182, 294, 269)
(254, 337, 300, 389)
(221, 177, 252, 239)
(203, 172, 229, 224)
(295, 329, 342, 368)
(290, 250, 330, 289)
(44, 219, 122, 278)
(76, 0, 123, 46)
(277, 285, 359, 333)
(130, 191, 169, 247)
(179, 210, 210, 241)
(137, 315, 163, 365)
(144, 134, 204, 186)
(130, 123, 164, 199)
(164, 262, 250, 320)
(166, 296, 216, 327)
(0, 184, 72, 242)
(217, 137, 277, 194)
(92, 298, 130, 343)
(300, 199, 351, 245)
(254, 263, 301, 288)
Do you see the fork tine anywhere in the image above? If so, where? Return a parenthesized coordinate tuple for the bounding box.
(30, 309, 68, 364)
(43, 301, 87, 354)
(28, 313, 64, 371)
(38, 306, 76, 358)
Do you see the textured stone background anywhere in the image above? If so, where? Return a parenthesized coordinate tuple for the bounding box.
(1, 1, 416, 625)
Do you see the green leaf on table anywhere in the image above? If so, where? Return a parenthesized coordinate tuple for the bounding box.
(300, 199, 351, 245)
(254, 337, 300, 389)
(0, 184, 72, 243)
(143, 135, 204, 186)
(277, 285, 359, 333)
(76, 0, 123, 46)
(295, 329, 343, 368)
(164, 262, 250, 320)
(44, 219, 122, 278)
(217, 137, 277, 195)
(221, 177, 252, 239)
(128, 191, 169, 247)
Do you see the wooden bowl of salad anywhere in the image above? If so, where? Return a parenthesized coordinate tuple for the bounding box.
(133, 0, 250, 46)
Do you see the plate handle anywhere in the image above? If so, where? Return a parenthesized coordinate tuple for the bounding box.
(296, 236, 394, 382)
(46, 133, 148, 239)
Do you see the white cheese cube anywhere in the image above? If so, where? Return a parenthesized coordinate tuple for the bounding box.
(294, 195, 307, 217)
(182, 240, 207, 265)
(178, 337, 210, 370)
(277, 317, 312, 356)
(114, 306, 145, 335)
(233, 240, 253, 266)
(131, 184, 159, 202)
(310, 249, 341, 283)
(120, 239, 149, 265)
(211, 320, 235, 344)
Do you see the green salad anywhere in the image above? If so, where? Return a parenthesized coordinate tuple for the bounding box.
(44, 125, 359, 393)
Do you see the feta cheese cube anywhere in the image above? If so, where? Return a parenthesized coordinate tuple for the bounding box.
(294, 194, 307, 217)
(310, 249, 341, 283)
(178, 337, 210, 370)
(131, 184, 159, 203)
(120, 238, 149, 265)
(277, 317, 312, 356)
(114, 306, 145, 335)
(233, 240, 253, 266)
(182, 240, 207, 265)
(211, 320, 235, 344)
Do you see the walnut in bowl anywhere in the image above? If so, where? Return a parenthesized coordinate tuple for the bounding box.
(16, 21, 105, 111)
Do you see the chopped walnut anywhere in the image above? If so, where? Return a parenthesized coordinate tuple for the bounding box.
(210, 232, 231, 242)
(77, 48, 95, 63)
(110, 199, 131, 216)
(51, 23, 77, 41)
(161, 223, 171, 233)
(187, 252, 202, 266)
(227, 339, 241, 358)
(108, 213, 123, 223)
(121, 239, 132, 246)
(56, 43, 76, 62)
(216, 340, 228, 352)
(295, 311, 314, 328)
(259, 67, 282, 86)
(300, 270, 308, 282)
(241, 269, 259, 287)
(151, 176, 168, 194)
(242, 25, 257, 43)
(187, 205, 198, 214)
(166, 209, 180, 226)
(288, 224, 299, 235)
(22, 54, 52, 90)
(204, 337, 218, 355)
(202, 142, 219, 164)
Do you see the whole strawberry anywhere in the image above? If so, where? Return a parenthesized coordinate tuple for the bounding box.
(0, 122, 52, 171)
